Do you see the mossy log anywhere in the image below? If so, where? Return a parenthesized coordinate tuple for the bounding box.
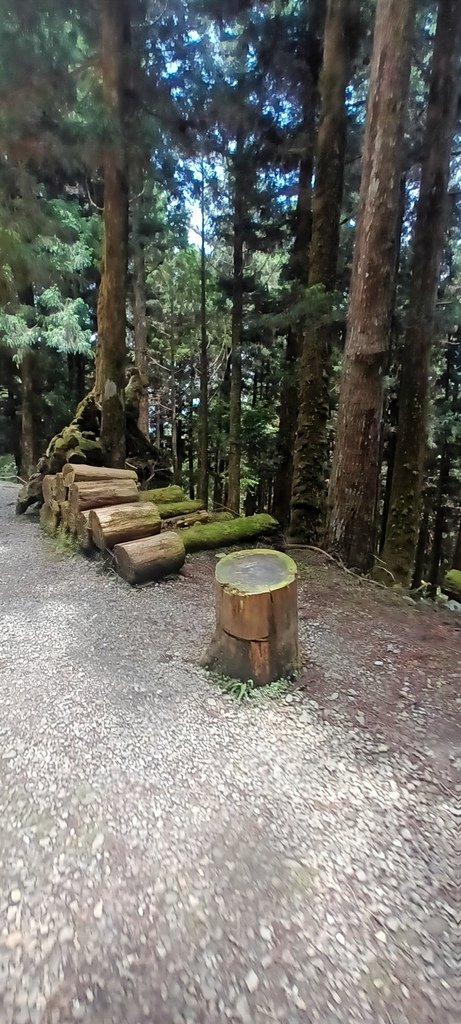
(69, 479, 139, 514)
(141, 485, 184, 503)
(89, 501, 161, 550)
(114, 532, 186, 585)
(157, 499, 204, 520)
(63, 464, 138, 485)
(181, 513, 278, 553)
(210, 511, 234, 522)
(39, 503, 59, 535)
(204, 549, 299, 685)
(444, 569, 461, 598)
(162, 509, 210, 531)
(76, 510, 93, 552)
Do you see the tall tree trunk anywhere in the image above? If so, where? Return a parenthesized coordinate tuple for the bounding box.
(170, 345, 180, 485)
(378, 430, 397, 555)
(18, 285, 41, 478)
(98, 0, 130, 467)
(428, 440, 451, 598)
(273, 2, 326, 527)
(20, 348, 41, 479)
(289, 0, 358, 542)
(412, 500, 430, 590)
(198, 159, 209, 508)
(132, 190, 149, 437)
(326, 0, 415, 571)
(380, 0, 461, 585)
(227, 130, 244, 514)
(188, 359, 195, 499)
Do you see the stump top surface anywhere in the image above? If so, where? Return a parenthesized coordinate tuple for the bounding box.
(215, 548, 297, 594)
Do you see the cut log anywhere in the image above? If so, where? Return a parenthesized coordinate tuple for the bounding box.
(55, 472, 67, 503)
(62, 463, 138, 485)
(68, 479, 139, 514)
(204, 548, 299, 686)
(89, 501, 161, 550)
(114, 532, 186, 585)
(162, 510, 210, 531)
(76, 510, 93, 552)
(42, 474, 57, 506)
(182, 513, 278, 553)
(141, 485, 184, 504)
(59, 500, 71, 532)
(157, 499, 204, 520)
(39, 503, 59, 535)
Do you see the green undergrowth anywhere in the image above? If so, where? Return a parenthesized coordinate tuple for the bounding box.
(211, 672, 292, 703)
(49, 526, 79, 557)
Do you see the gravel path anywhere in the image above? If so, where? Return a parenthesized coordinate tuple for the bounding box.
(0, 482, 457, 1024)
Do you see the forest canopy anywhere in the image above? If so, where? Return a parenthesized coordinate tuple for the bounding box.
(1, 0, 461, 593)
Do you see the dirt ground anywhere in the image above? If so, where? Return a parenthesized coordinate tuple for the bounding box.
(0, 482, 458, 1024)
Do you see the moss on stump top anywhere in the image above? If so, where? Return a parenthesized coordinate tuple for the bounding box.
(216, 548, 297, 595)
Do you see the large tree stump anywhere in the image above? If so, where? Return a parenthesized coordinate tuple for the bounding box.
(114, 532, 186, 584)
(204, 548, 299, 686)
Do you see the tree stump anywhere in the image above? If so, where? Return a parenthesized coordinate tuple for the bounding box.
(204, 548, 299, 685)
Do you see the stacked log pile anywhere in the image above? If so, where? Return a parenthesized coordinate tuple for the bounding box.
(39, 465, 279, 585)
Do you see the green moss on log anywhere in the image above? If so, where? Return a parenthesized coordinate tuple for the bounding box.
(210, 511, 234, 522)
(182, 513, 278, 553)
(158, 499, 204, 520)
(445, 569, 461, 596)
(142, 485, 184, 504)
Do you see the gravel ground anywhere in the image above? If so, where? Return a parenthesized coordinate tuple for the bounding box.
(0, 482, 457, 1024)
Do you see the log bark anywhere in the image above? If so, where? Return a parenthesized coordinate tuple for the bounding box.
(114, 532, 186, 585)
(59, 500, 71, 532)
(39, 503, 59, 535)
(76, 510, 93, 552)
(162, 510, 210, 531)
(55, 473, 67, 504)
(62, 463, 137, 485)
(157, 499, 204, 520)
(204, 549, 299, 686)
(69, 479, 139, 514)
(181, 513, 278, 553)
(326, 0, 415, 571)
(42, 475, 57, 506)
(89, 501, 161, 550)
(141, 485, 184, 504)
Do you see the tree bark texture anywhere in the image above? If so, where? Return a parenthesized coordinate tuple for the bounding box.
(380, 0, 461, 586)
(227, 129, 245, 515)
(132, 190, 149, 437)
(326, 0, 415, 571)
(204, 550, 299, 686)
(427, 440, 451, 598)
(98, 0, 130, 468)
(289, 0, 358, 543)
(452, 518, 461, 571)
(272, 3, 326, 528)
(198, 160, 209, 507)
(20, 346, 41, 479)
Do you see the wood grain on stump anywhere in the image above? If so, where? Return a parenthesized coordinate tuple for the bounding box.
(205, 548, 298, 685)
